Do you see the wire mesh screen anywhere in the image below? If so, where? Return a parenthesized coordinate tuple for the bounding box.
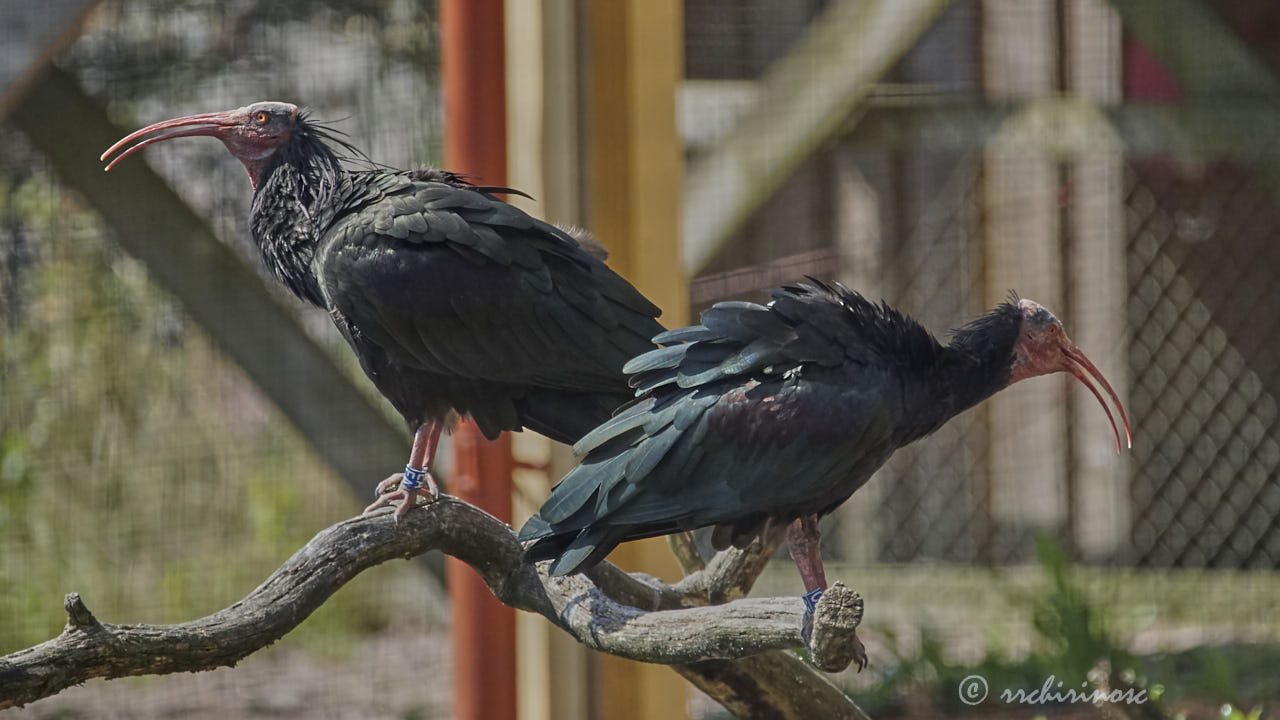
(6, 0, 1280, 716)
(684, 0, 1280, 572)
(1126, 163, 1280, 569)
(2, 1, 449, 717)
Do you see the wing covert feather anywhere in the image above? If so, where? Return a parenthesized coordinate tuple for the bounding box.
(317, 174, 662, 395)
(521, 281, 935, 576)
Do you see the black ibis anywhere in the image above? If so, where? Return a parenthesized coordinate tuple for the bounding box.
(102, 101, 663, 516)
(520, 281, 1130, 611)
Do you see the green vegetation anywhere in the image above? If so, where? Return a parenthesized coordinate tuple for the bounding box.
(848, 536, 1280, 717)
(2, 0, 449, 659)
(0, 151, 436, 656)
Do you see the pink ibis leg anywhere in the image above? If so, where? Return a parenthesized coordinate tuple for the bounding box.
(788, 514, 868, 671)
(364, 421, 443, 519)
(786, 514, 828, 608)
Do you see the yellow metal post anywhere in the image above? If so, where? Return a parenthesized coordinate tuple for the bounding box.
(586, 1, 690, 718)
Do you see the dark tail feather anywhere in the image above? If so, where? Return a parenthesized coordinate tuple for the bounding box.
(523, 531, 577, 563)
(547, 525, 622, 576)
(522, 529, 607, 574)
(525, 521, 691, 575)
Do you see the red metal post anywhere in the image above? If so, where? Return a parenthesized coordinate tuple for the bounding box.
(439, 2, 517, 720)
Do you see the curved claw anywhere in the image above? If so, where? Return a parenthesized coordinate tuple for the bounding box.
(363, 467, 440, 519)
(374, 475, 400, 497)
(422, 475, 441, 502)
(852, 635, 868, 673)
(362, 489, 402, 516)
(362, 485, 440, 519)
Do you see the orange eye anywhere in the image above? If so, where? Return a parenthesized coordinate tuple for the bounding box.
(1047, 325, 1058, 335)
(255, 112, 269, 124)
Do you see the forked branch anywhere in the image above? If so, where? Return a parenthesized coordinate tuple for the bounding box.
(0, 497, 868, 718)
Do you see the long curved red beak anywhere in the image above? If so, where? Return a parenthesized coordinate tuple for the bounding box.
(1062, 343, 1132, 455)
(101, 109, 245, 171)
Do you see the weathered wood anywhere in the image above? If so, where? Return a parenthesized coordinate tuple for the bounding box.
(804, 583, 867, 673)
(1107, 0, 1280, 413)
(673, 524, 785, 606)
(1106, 0, 1279, 97)
(678, 652, 873, 720)
(0, 496, 869, 718)
(845, 98, 1280, 161)
(681, 0, 954, 276)
(0, 0, 98, 121)
(982, 0, 1067, 547)
(1064, 0, 1130, 562)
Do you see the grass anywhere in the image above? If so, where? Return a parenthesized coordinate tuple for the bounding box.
(761, 536, 1280, 717)
(0, 163, 441, 657)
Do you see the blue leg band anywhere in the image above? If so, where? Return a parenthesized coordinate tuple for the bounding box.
(401, 465, 428, 491)
(802, 588, 824, 614)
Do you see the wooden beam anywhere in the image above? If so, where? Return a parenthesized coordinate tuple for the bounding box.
(588, 0, 689, 325)
(586, 1, 690, 718)
(1063, 0, 1130, 562)
(847, 99, 1280, 162)
(0, 0, 99, 122)
(8, 68, 414, 531)
(1104, 0, 1280, 182)
(982, 0, 1067, 544)
(504, 2, 591, 719)
(1107, 101, 1280, 161)
(681, 0, 954, 276)
(1106, 0, 1280, 97)
(1106, 0, 1280, 428)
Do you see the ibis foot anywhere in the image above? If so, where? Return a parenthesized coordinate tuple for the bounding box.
(363, 469, 440, 519)
(373, 473, 405, 497)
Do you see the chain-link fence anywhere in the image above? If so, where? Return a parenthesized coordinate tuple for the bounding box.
(1126, 161, 1280, 569)
(5, 0, 1280, 716)
(685, 0, 1280, 575)
(2, 1, 449, 717)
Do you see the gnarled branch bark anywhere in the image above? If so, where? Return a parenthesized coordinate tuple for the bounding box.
(0, 497, 868, 719)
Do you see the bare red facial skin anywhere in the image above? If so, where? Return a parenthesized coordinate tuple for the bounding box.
(1008, 299, 1132, 454)
(101, 102, 299, 187)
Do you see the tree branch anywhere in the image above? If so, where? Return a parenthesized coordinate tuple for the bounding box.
(0, 497, 866, 717)
(673, 523, 787, 605)
(680, 652, 871, 720)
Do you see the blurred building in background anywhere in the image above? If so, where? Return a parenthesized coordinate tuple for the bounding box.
(2, 0, 1279, 718)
